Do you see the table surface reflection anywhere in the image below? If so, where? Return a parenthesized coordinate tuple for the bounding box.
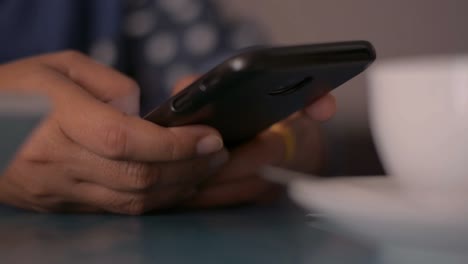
(0, 199, 374, 264)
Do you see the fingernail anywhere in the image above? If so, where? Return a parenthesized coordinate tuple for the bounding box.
(197, 135, 223, 155)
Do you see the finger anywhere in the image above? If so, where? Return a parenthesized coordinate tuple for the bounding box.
(183, 176, 280, 208)
(39, 50, 140, 115)
(42, 73, 223, 161)
(303, 93, 337, 121)
(71, 182, 195, 215)
(172, 75, 199, 95)
(42, 202, 104, 214)
(208, 111, 324, 185)
(0, 164, 102, 214)
(208, 130, 285, 184)
(73, 149, 229, 192)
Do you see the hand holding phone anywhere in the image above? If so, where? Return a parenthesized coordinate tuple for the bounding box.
(150, 41, 376, 208)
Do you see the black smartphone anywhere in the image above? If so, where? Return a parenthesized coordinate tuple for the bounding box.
(145, 41, 376, 147)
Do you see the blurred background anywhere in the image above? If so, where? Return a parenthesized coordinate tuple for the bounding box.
(218, 0, 468, 176)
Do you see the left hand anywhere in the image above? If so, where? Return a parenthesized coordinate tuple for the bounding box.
(172, 76, 336, 208)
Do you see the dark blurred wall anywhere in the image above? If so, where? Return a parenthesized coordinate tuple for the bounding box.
(219, 0, 468, 176)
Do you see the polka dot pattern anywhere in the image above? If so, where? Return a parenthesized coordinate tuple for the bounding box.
(124, 10, 157, 37)
(89, 39, 117, 66)
(164, 63, 193, 90)
(184, 23, 218, 56)
(145, 33, 178, 65)
(158, 0, 202, 23)
(104, 0, 268, 114)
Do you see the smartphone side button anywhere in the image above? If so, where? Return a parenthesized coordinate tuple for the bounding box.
(171, 92, 193, 113)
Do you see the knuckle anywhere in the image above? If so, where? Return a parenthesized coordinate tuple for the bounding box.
(26, 184, 50, 200)
(164, 130, 184, 160)
(123, 162, 159, 190)
(26, 67, 51, 81)
(20, 144, 50, 164)
(18, 124, 55, 163)
(102, 119, 128, 159)
(58, 50, 86, 61)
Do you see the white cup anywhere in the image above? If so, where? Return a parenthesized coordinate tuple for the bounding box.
(368, 55, 468, 193)
(263, 55, 468, 262)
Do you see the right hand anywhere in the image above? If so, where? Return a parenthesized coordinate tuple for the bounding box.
(0, 51, 226, 215)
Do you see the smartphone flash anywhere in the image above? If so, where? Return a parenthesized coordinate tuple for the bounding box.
(230, 58, 245, 71)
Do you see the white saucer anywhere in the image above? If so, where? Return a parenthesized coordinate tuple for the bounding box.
(262, 166, 468, 261)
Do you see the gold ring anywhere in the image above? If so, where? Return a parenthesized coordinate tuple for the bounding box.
(269, 123, 296, 163)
